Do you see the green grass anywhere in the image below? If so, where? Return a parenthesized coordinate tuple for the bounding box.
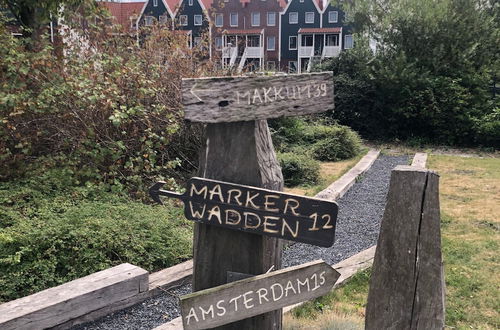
(286, 154, 500, 329)
(0, 167, 193, 303)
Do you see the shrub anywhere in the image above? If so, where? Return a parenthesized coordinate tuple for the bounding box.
(0, 166, 193, 303)
(308, 125, 362, 161)
(278, 151, 320, 187)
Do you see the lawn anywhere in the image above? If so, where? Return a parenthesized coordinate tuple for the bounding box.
(285, 153, 500, 329)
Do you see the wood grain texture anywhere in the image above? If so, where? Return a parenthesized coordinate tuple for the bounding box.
(0, 263, 148, 330)
(180, 260, 340, 330)
(365, 166, 445, 329)
(182, 72, 334, 123)
(411, 153, 428, 168)
(193, 120, 283, 329)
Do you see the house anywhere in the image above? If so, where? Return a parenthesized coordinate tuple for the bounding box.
(321, 1, 352, 52)
(137, 0, 174, 29)
(211, 0, 284, 71)
(171, 0, 211, 49)
(98, 0, 147, 33)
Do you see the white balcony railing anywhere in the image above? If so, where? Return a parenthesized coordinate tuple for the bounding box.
(222, 46, 237, 59)
(323, 46, 341, 58)
(298, 46, 314, 57)
(245, 47, 263, 58)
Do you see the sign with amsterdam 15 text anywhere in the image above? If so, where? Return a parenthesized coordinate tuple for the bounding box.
(180, 260, 340, 330)
(181, 72, 334, 123)
(150, 177, 338, 247)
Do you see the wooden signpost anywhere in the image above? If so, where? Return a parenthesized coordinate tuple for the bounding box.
(182, 72, 334, 123)
(150, 177, 338, 247)
(152, 72, 334, 329)
(180, 260, 340, 330)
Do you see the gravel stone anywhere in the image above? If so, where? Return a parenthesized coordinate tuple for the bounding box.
(74, 154, 409, 330)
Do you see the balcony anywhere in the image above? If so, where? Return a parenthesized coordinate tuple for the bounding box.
(322, 46, 341, 58)
(222, 46, 237, 59)
(298, 46, 314, 57)
(245, 46, 263, 58)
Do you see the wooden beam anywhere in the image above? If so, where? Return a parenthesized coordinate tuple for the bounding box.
(0, 263, 148, 330)
(365, 166, 445, 329)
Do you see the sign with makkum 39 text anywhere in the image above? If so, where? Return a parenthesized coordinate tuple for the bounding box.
(181, 72, 334, 123)
(180, 260, 340, 330)
(150, 177, 338, 247)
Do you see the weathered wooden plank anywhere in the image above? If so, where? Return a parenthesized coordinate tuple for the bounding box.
(0, 263, 148, 330)
(365, 166, 445, 329)
(180, 260, 340, 330)
(411, 152, 428, 168)
(181, 72, 334, 123)
(151, 177, 338, 247)
(193, 120, 283, 329)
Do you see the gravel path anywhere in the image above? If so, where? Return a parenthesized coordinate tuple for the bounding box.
(75, 154, 409, 330)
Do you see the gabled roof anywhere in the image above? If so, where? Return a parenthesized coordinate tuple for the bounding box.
(281, 0, 322, 15)
(99, 1, 146, 31)
(170, 0, 210, 17)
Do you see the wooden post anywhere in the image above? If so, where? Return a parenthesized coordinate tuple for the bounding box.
(365, 166, 445, 329)
(193, 121, 284, 329)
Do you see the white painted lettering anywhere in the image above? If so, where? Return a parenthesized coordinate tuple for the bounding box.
(270, 283, 284, 301)
(319, 271, 326, 285)
(216, 299, 227, 316)
(284, 280, 297, 297)
(208, 184, 224, 202)
(242, 290, 255, 309)
(237, 90, 251, 105)
(199, 304, 214, 320)
(207, 205, 222, 224)
(263, 87, 273, 103)
(264, 194, 280, 212)
(263, 216, 280, 234)
(190, 184, 208, 199)
(245, 191, 260, 209)
(188, 201, 206, 219)
(225, 209, 241, 225)
(229, 295, 243, 312)
(227, 189, 243, 206)
(281, 218, 299, 238)
(244, 212, 261, 229)
(185, 307, 199, 325)
(296, 277, 310, 293)
(284, 198, 300, 216)
(257, 288, 269, 304)
(311, 273, 321, 291)
(252, 89, 263, 104)
(274, 86, 285, 100)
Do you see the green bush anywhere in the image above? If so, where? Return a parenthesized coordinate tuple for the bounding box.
(308, 125, 362, 161)
(278, 151, 320, 187)
(0, 167, 193, 303)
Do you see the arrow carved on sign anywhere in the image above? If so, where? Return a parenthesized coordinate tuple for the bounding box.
(150, 177, 338, 247)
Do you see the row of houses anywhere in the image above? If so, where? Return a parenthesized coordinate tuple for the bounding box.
(99, 0, 353, 73)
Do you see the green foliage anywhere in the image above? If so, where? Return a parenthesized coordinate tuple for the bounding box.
(0, 17, 214, 195)
(277, 151, 320, 187)
(0, 165, 193, 303)
(304, 125, 362, 162)
(320, 0, 500, 147)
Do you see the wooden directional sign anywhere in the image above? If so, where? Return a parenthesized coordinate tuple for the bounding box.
(180, 260, 340, 330)
(150, 177, 338, 247)
(181, 72, 334, 123)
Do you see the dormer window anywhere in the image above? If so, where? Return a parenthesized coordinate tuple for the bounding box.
(188, 0, 193, 5)
(289, 12, 298, 24)
(159, 15, 169, 25)
(194, 15, 202, 26)
(179, 15, 188, 26)
(144, 16, 154, 26)
(153, 0, 158, 6)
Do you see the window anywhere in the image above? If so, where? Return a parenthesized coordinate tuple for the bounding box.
(230, 13, 238, 26)
(267, 12, 276, 26)
(153, 0, 158, 6)
(345, 35, 353, 48)
(299, 0, 304, 2)
(301, 35, 313, 46)
(248, 35, 260, 47)
(194, 37, 202, 46)
(194, 15, 202, 25)
(251, 12, 260, 26)
(288, 61, 297, 73)
(188, 0, 193, 5)
(289, 36, 297, 50)
(159, 15, 169, 25)
(326, 34, 339, 46)
(179, 15, 188, 26)
(289, 12, 298, 24)
(267, 61, 276, 70)
(215, 13, 223, 27)
(328, 11, 338, 23)
(144, 16, 154, 26)
(267, 36, 275, 50)
(305, 12, 314, 23)
(215, 37, 222, 49)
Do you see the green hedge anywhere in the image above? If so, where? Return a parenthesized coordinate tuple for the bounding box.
(0, 167, 192, 303)
(278, 151, 320, 187)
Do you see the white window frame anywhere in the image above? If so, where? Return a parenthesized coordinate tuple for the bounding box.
(194, 14, 203, 26)
(289, 36, 297, 50)
(153, 0, 158, 7)
(251, 12, 260, 27)
(328, 11, 338, 23)
(144, 16, 154, 26)
(230, 13, 238, 27)
(215, 36, 223, 49)
(179, 15, 188, 26)
(345, 35, 353, 48)
(267, 36, 275, 51)
(267, 12, 276, 26)
(159, 15, 169, 25)
(215, 13, 223, 27)
(289, 12, 298, 24)
(326, 34, 339, 46)
(305, 12, 314, 24)
(194, 36, 202, 46)
(288, 61, 298, 73)
(188, 0, 193, 5)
